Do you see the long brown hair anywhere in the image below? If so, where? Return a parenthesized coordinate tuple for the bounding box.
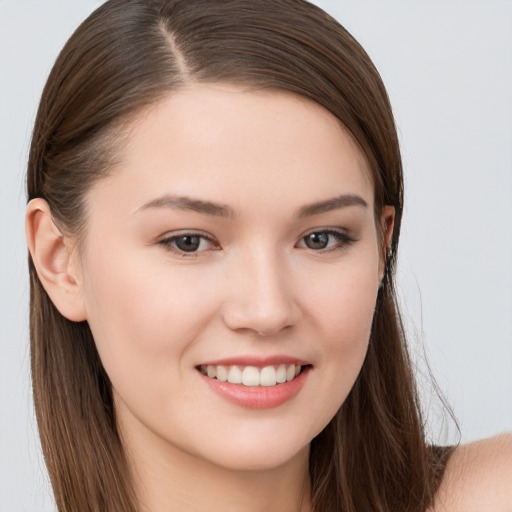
(27, 1, 452, 510)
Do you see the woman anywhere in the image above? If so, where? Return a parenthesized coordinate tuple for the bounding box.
(24, 1, 511, 511)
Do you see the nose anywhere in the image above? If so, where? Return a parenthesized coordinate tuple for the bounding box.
(221, 247, 301, 336)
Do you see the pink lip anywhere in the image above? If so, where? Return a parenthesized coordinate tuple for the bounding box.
(199, 366, 311, 409)
(199, 355, 309, 368)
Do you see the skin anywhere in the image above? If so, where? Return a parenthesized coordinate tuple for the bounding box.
(429, 434, 512, 512)
(25, 84, 388, 511)
(25, 85, 512, 511)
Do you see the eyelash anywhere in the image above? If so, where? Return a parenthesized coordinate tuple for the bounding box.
(298, 229, 356, 253)
(157, 228, 356, 258)
(158, 231, 219, 258)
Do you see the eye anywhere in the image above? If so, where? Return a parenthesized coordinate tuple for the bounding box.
(298, 229, 355, 252)
(158, 232, 218, 255)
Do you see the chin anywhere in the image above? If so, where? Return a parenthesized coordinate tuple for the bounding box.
(199, 437, 311, 472)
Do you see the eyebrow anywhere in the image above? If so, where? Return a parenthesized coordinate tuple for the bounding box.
(297, 194, 368, 218)
(137, 195, 236, 218)
(136, 193, 368, 218)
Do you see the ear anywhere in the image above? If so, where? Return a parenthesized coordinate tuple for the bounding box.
(379, 205, 395, 281)
(25, 198, 87, 322)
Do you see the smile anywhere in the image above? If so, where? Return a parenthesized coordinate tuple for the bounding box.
(197, 357, 312, 408)
(199, 364, 303, 387)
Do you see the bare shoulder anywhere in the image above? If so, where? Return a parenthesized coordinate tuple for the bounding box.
(431, 433, 512, 512)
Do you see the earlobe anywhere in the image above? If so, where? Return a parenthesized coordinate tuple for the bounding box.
(25, 198, 87, 322)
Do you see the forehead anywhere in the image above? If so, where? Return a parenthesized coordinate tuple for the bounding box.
(89, 84, 374, 218)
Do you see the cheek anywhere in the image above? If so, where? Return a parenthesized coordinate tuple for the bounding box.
(81, 246, 218, 389)
(303, 253, 379, 344)
(298, 255, 379, 421)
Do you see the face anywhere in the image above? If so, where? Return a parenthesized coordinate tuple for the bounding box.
(76, 84, 391, 472)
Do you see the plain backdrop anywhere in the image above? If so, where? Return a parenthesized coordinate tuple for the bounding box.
(1, 1, 511, 510)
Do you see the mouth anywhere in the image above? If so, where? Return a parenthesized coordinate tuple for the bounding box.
(197, 363, 309, 387)
(196, 358, 312, 409)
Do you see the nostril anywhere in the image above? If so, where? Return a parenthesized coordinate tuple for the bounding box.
(221, 285, 301, 335)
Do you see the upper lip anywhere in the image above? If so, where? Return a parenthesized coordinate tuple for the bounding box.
(198, 355, 310, 368)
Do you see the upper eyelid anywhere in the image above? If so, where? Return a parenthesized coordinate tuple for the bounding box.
(297, 227, 353, 243)
(159, 229, 215, 242)
(300, 226, 348, 236)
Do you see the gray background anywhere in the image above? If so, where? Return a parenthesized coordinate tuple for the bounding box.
(1, 1, 511, 510)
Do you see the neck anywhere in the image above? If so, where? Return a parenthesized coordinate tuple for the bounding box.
(120, 419, 312, 512)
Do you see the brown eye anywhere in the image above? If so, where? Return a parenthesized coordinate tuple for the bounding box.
(304, 232, 329, 250)
(299, 229, 356, 252)
(174, 235, 201, 252)
(158, 232, 218, 255)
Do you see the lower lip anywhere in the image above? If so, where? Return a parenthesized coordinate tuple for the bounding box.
(199, 366, 311, 409)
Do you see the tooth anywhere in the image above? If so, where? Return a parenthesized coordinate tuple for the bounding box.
(217, 365, 228, 382)
(227, 365, 243, 384)
(276, 364, 287, 383)
(207, 363, 302, 386)
(260, 366, 277, 386)
(242, 366, 260, 386)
